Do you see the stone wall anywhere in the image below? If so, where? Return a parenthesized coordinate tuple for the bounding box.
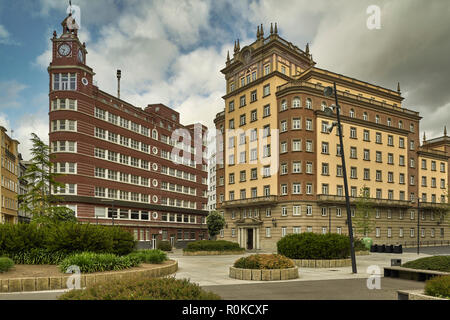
(229, 266, 299, 281)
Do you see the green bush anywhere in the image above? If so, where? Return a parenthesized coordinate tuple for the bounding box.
(234, 254, 295, 269)
(59, 276, 221, 300)
(402, 256, 450, 272)
(277, 233, 351, 259)
(184, 240, 244, 252)
(157, 241, 172, 252)
(424, 275, 450, 299)
(59, 252, 140, 273)
(0, 222, 136, 264)
(128, 250, 167, 264)
(0, 257, 14, 273)
(4, 248, 69, 265)
(354, 239, 369, 252)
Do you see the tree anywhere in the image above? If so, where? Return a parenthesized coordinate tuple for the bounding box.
(206, 211, 225, 240)
(353, 185, 376, 238)
(434, 188, 450, 225)
(18, 133, 76, 224)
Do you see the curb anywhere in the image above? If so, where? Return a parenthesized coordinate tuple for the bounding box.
(229, 266, 299, 281)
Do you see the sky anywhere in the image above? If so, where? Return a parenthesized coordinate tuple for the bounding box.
(0, 0, 449, 160)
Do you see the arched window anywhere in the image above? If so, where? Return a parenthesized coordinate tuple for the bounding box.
(281, 100, 287, 111)
(306, 98, 312, 109)
(387, 118, 392, 126)
(375, 115, 380, 124)
(292, 97, 301, 108)
(363, 112, 368, 121)
(152, 129, 158, 140)
(321, 101, 327, 111)
(398, 120, 403, 129)
(349, 109, 355, 118)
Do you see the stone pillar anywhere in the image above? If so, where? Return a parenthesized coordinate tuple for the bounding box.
(252, 228, 256, 250)
(238, 227, 241, 247)
(256, 227, 260, 250)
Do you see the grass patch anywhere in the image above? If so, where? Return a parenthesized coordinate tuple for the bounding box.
(59, 276, 221, 300)
(401, 256, 450, 272)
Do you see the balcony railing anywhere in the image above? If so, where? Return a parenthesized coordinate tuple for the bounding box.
(222, 195, 278, 208)
(316, 194, 412, 208)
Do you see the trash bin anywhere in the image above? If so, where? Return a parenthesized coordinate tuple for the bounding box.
(370, 245, 376, 252)
(385, 245, 393, 253)
(377, 244, 384, 253)
(362, 237, 373, 250)
(391, 259, 402, 266)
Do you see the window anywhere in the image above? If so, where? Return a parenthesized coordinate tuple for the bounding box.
(250, 109, 257, 122)
(306, 205, 313, 216)
(281, 163, 288, 175)
(375, 115, 380, 123)
(363, 149, 370, 161)
(280, 100, 288, 111)
(364, 168, 370, 180)
(306, 183, 313, 195)
(363, 130, 370, 141)
(350, 147, 357, 159)
(293, 140, 302, 152)
(363, 112, 368, 121)
(306, 140, 313, 152)
(292, 97, 301, 108)
(263, 104, 270, 117)
(293, 205, 301, 216)
(387, 135, 393, 146)
(263, 84, 270, 96)
(306, 98, 312, 109)
(251, 168, 257, 180)
(399, 137, 405, 148)
(293, 183, 301, 194)
(306, 119, 313, 130)
(293, 161, 301, 173)
(375, 132, 382, 144)
(350, 127, 357, 138)
(265, 227, 271, 237)
(251, 90, 257, 102)
(281, 206, 287, 216)
(350, 167, 357, 179)
(281, 120, 287, 132)
(349, 109, 355, 118)
(388, 153, 394, 164)
(306, 162, 313, 174)
(239, 114, 246, 126)
(292, 118, 301, 129)
(321, 142, 329, 154)
(229, 119, 234, 129)
(322, 163, 329, 176)
(53, 73, 76, 91)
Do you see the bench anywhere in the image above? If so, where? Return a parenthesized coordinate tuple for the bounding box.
(384, 266, 449, 281)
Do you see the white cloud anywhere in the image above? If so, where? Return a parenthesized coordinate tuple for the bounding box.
(0, 81, 27, 109)
(0, 24, 19, 45)
(15, 110, 50, 160)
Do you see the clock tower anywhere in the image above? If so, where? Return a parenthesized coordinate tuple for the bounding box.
(48, 13, 95, 97)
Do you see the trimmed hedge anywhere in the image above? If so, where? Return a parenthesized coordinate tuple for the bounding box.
(402, 256, 450, 272)
(59, 252, 141, 273)
(424, 275, 450, 299)
(0, 222, 136, 264)
(0, 257, 14, 273)
(277, 233, 351, 259)
(183, 240, 244, 252)
(354, 239, 369, 252)
(234, 254, 295, 269)
(128, 250, 167, 264)
(59, 276, 221, 300)
(157, 241, 172, 252)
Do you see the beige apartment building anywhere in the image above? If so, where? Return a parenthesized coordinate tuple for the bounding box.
(0, 127, 20, 224)
(214, 24, 449, 251)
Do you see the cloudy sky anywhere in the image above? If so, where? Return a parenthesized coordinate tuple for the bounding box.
(0, 0, 449, 159)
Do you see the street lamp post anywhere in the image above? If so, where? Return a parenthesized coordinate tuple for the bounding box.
(417, 198, 420, 255)
(324, 82, 357, 274)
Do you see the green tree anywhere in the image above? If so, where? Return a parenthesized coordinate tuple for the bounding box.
(18, 133, 76, 224)
(353, 185, 375, 237)
(206, 211, 225, 240)
(434, 188, 450, 225)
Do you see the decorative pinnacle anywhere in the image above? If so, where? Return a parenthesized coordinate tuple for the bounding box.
(305, 42, 310, 55)
(53, 30, 57, 38)
(260, 24, 264, 37)
(257, 25, 260, 39)
(270, 23, 273, 34)
(444, 126, 447, 136)
(397, 82, 401, 93)
(274, 22, 278, 34)
(237, 39, 240, 51)
(227, 50, 230, 62)
(423, 131, 426, 142)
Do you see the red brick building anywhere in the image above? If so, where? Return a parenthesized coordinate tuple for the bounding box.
(48, 15, 208, 248)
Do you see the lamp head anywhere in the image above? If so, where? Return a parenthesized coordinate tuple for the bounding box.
(324, 86, 334, 97)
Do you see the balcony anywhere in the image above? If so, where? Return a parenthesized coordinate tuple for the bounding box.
(316, 194, 412, 208)
(222, 195, 278, 208)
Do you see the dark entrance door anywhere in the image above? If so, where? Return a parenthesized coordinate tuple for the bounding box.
(247, 229, 253, 250)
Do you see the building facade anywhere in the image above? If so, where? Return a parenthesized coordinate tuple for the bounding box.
(48, 15, 209, 248)
(0, 127, 20, 224)
(215, 24, 449, 251)
(207, 151, 217, 211)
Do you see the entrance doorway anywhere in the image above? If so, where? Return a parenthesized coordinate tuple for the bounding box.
(247, 228, 253, 250)
(170, 236, 175, 248)
(152, 235, 157, 249)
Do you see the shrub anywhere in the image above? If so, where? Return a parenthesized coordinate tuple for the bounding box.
(234, 254, 294, 269)
(157, 241, 172, 252)
(59, 252, 140, 273)
(0, 222, 136, 264)
(0, 257, 14, 273)
(424, 275, 450, 299)
(184, 240, 244, 252)
(402, 256, 450, 272)
(277, 233, 351, 259)
(354, 239, 369, 252)
(128, 250, 167, 264)
(5, 248, 69, 265)
(59, 276, 221, 300)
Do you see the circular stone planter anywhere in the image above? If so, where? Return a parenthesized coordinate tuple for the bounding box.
(183, 250, 245, 256)
(229, 266, 299, 281)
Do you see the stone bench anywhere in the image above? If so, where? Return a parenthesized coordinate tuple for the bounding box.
(384, 266, 449, 281)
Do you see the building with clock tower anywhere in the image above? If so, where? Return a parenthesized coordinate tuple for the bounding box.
(48, 14, 209, 248)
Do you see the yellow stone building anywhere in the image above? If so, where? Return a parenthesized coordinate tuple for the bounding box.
(214, 24, 449, 251)
(0, 127, 20, 224)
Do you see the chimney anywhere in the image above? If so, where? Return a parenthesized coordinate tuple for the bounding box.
(116, 69, 121, 99)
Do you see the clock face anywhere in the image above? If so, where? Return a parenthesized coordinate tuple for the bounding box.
(81, 77, 88, 86)
(77, 49, 84, 63)
(58, 43, 71, 56)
